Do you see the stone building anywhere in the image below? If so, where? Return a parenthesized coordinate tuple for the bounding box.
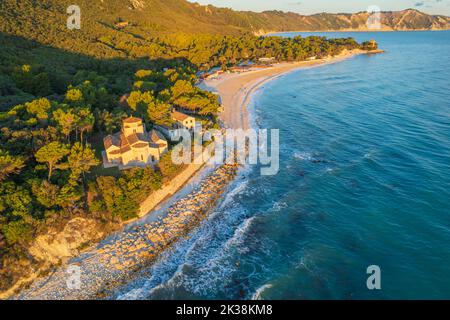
(103, 117, 168, 168)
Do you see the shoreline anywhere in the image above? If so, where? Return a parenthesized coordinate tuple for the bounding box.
(204, 49, 380, 130)
(9, 49, 380, 300)
(262, 29, 450, 36)
(14, 164, 239, 300)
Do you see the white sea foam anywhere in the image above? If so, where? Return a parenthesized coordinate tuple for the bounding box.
(293, 151, 314, 161)
(218, 175, 250, 207)
(251, 283, 273, 300)
(223, 216, 256, 253)
(364, 152, 373, 159)
(115, 171, 257, 300)
(272, 201, 288, 212)
(295, 256, 314, 273)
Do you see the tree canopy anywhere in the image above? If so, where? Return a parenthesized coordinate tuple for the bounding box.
(0, 1, 374, 291)
(35, 142, 70, 181)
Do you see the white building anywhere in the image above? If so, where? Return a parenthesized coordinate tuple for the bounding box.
(103, 117, 168, 168)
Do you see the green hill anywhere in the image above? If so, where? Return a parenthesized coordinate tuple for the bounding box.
(1, 1, 447, 65)
(1, 1, 449, 44)
(0, 0, 426, 296)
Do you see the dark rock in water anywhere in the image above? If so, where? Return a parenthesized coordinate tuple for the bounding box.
(312, 159, 328, 164)
(349, 179, 359, 188)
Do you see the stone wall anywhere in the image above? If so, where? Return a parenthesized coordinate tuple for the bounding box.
(139, 143, 215, 216)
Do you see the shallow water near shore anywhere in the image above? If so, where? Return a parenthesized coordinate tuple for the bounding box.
(114, 31, 450, 300)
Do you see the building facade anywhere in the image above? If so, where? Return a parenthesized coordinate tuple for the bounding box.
(103, 117, 168, 168)
(172, 110, 196, 130)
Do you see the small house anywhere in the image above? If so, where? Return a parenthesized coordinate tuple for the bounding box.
(172, 110, 196, 130)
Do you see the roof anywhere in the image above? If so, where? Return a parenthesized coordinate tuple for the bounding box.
(127, 132, 149, 146)
(259, 57, 275, 61)
(120, 145, 132, 154)
(150, 129, 167, 143)
(133, 143, 149, 149)
(123, 116, 142, 124)
(126, 133, 140, 145)
(109, 149, 124, 155)
(104, 135, 114, 149)
(172, 110, 192, 122)
(104, 134, 121, 150)
(104, 118, 167, 157)
(120, 133, 129, 148)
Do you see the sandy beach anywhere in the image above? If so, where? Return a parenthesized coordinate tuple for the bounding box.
(204, 49, 374, 130)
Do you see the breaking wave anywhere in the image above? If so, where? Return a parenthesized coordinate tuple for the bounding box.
(251, 283, 273, 300)
(115, 167, 259, 300)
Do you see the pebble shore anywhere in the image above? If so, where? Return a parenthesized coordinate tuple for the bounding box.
(15, 163, 239, 300)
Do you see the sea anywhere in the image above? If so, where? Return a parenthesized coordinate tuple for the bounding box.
(113, 31, 450, 300)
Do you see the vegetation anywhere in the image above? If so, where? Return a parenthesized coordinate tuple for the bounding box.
(0, 59, 216, 289)
(362, 40, 379, 51)
(0, 0, 380, 292)
(1, 1, 448, 42)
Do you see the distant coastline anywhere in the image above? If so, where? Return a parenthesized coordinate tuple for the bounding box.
(204, 48, 383, 131)
(263, 29, 450, 36)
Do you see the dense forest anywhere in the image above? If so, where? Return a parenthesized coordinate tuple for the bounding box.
(0, 32, 366, 110)
(0, 0, 378, 292)
(1, 0, 449, 38)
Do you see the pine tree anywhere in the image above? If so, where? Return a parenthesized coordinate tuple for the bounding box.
(67, 143, 100, 182)
(35, 142, 70, 181)
(0, 149, 25, 182)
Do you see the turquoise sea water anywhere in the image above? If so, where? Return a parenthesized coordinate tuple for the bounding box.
(115, 31, 450, 300)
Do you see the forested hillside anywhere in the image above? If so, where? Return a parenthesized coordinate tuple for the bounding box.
(0, 1, 445, 105)
(2, 0, 449, 41)
(0, 29, 365, 110)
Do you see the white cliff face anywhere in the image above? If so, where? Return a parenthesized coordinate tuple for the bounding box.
(1, 217, 111, 299)
(15, 164, 239, 300)
(28, 218, 106, 265)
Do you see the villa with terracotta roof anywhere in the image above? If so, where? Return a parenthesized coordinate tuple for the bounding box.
(103, 117, 168, 168)
(172, 110, 196, 130)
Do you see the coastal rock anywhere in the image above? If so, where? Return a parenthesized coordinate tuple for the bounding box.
(14, 163, 239, 299)
(28, 218, 106, 265)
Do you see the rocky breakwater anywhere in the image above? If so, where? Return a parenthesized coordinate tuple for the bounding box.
(16, 163, 239, 300)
